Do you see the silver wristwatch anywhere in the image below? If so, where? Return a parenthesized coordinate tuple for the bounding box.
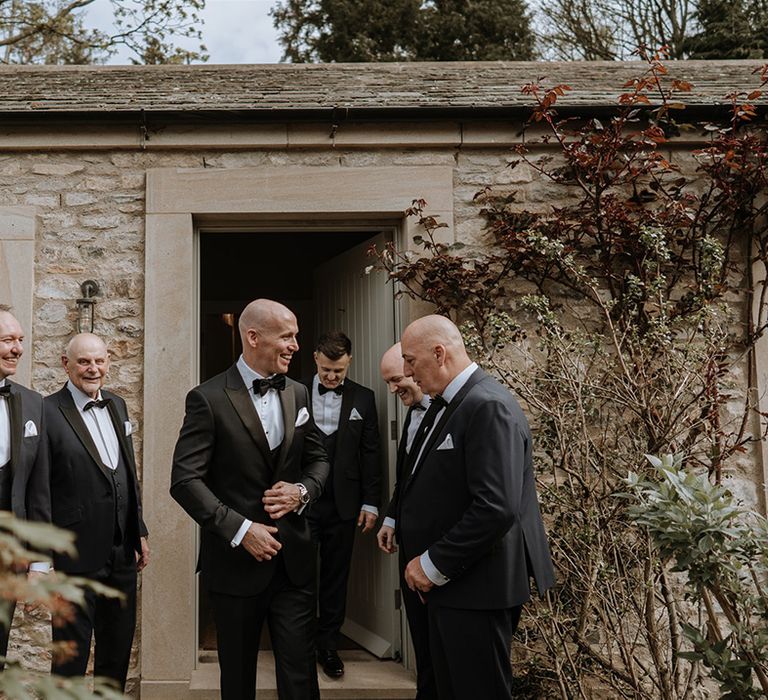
(295, 483, 310, 505)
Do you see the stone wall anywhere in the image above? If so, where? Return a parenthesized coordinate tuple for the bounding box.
(2, 142, 763, 694)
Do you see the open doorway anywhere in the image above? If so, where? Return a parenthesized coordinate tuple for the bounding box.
(197, 228, 402, 663)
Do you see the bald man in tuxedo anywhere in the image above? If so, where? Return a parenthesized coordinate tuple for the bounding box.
(0, 307, 51, 664)
(171, 299, 329, 700)
(398, 315, 555, 700)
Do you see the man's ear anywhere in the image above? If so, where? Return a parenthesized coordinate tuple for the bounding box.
(434, 345, 446, 366)
(246, 328, 259, 349)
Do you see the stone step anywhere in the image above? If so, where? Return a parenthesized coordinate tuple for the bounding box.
(187, 650, 417, 699)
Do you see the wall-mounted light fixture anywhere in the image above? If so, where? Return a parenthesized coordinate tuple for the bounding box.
(76, 280, 99, 333)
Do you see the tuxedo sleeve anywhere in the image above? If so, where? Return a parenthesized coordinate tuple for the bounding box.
(170, 388, 246, 542)
(297, 386, 330, 502)
(360, 390, 381, 508)
(427, 398, 522, 580)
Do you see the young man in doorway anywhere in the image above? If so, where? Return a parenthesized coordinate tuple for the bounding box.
(305, 331, 381, 678)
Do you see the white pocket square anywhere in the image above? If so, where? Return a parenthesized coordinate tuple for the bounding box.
(24, 420, 38, 438)
(349, 408, 363, 421)
(125, 421, 134, 436)
(436, 434, 454, 451)
(295, 407, 310, 427)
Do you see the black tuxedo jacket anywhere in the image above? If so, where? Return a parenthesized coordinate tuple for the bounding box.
(4, 379, 50, 523)
(45, 386, 148, 574)
(171, 365, 329, 596)
(397, 368, 555, 610)
(384, 404, 417, 523)
(304, 377, 380, 520)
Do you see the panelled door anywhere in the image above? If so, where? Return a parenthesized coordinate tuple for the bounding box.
(313, 231, 400, 657)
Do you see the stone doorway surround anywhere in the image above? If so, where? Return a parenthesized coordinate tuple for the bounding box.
(141, 165, 454, 698)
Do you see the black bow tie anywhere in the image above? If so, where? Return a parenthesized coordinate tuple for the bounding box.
(413, 403, 426, 411)
(430, 395, 447, 409)
(0, 384, 10, 397)
(84, 398, 111, 411)
(318, 384, 343, 396)
(254, 375, 286, 396)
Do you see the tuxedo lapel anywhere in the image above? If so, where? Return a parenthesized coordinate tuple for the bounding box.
(8, 385, 21, 472)
(274, 383, 296, 476)
(105, 397, 134, 470)
(397, 405, 414, 474)
(224, 368, 272, 465)
(405, 369, 486, 489)
(58, 391, 112, 481)
(335, 381, 354, 452)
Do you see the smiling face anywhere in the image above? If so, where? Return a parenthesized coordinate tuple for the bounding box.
(0, 311, 24, 380)
(63, 334, 109, 399)
(315, 351, 351, 389)
(246, 308, 299, 377)
(380, 346, 422, 406)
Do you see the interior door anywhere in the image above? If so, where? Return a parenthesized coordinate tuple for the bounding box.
(313, 231, 400, 658)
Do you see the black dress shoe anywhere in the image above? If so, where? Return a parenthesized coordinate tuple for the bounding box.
(317, 649, 344, 677)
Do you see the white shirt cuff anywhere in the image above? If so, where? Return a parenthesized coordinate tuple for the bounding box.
(231, 519, 252, 547)
(361, 504, 378, 516)
(420, 551, 450, 586)
(29, 562, 51, 573)
(383, 517, 396, 529)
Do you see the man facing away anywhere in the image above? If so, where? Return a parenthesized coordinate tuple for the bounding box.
(398, 315, 555, 700)
(376, 342, 436, 699)
(304, 331, 380, 678)
(171, 299, 329, 700)
(45, 332, 149, 690)
(0, 307, 51, 664)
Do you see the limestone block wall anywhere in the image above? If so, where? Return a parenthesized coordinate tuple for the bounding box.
(0, 142, 763, 694)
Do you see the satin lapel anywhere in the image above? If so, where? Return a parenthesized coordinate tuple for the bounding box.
(8, 387, 22, 472)
(405, 368, 486, 489)
(274, 384, 296, 476)
(105, 398, 134, 471)
(59, 394, 112, 481)
(335, 382, 354, 455)
(396, 406, 414, 477)
(224, 380, 272, 465)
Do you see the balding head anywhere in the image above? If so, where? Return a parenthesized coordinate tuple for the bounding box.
(0, 309, 24, 379)
(400, 315, 471, 396)
(239, 298, 299, 376)
(62, 333, 110, 398)
(380, 342, 423, 407)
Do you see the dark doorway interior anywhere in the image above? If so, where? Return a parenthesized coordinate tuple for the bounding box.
(198, 229, 375, 654)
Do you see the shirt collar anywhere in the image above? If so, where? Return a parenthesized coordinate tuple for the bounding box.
(418, 394, 431, 410)
(66, 380, 103, 410)
(0, 378, 6, 388)
(237, 354, 269, 386)
(442, 362, 478, 404)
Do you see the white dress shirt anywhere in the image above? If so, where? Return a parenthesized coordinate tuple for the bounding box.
(0, 379, 10, 467)
(231, 355, 288, 548)
(312, 375, 343, 436)
(312, 375, 378, 517)
(419, 363, 478, 587)
(67, 381, 120, 471)
(237, 355, 284, 450)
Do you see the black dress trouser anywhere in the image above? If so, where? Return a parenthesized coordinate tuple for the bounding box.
(52, 542, 138, 691)
(208, 556, 320, 700)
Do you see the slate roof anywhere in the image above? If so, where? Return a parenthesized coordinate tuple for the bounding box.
(0, 61, 765, 114)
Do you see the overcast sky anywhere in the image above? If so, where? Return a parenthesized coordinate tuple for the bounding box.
(85, 0, 284, 64)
